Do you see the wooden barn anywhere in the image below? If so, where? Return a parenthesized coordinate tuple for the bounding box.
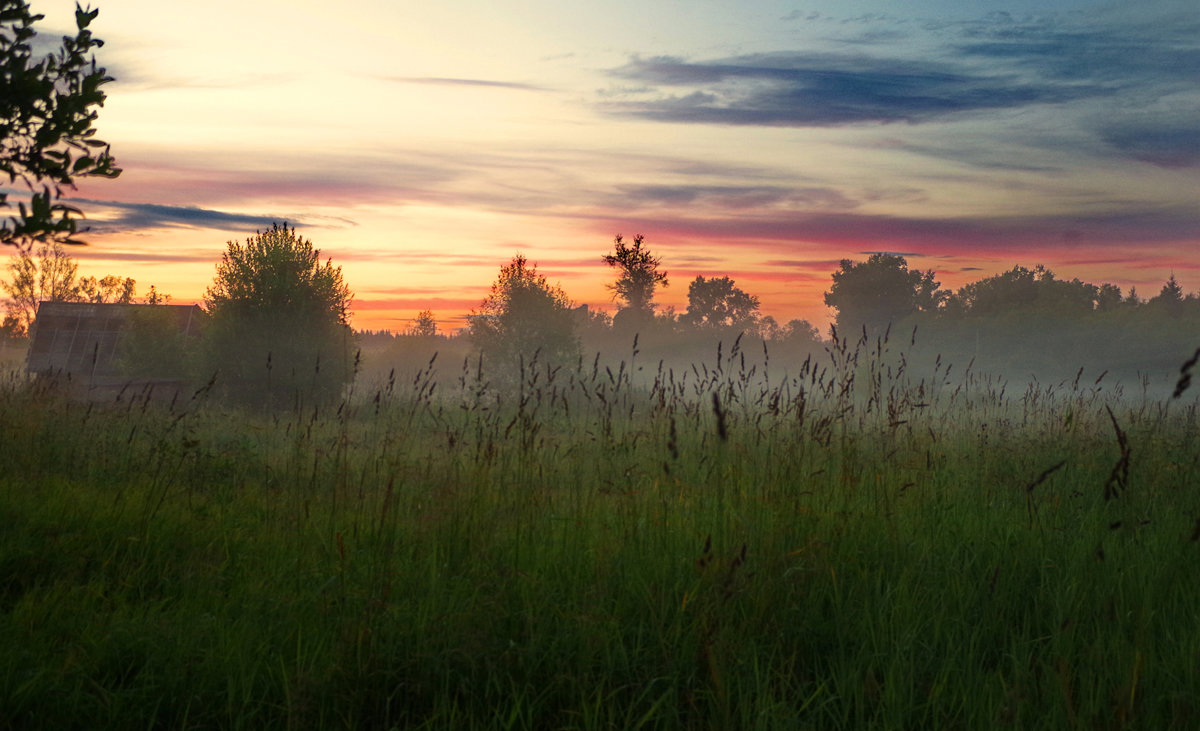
(26, 301, 204, 399)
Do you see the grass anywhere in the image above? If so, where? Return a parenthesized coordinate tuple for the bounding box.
(2, 337, 1200, 729)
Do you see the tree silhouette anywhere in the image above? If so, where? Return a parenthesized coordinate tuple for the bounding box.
(470, 254, 579, 376)
(950, 265, 1098, 317)
(2, 241, 82, 334)
(824, 254, 944, 335)
(1147, 274, 1186, 317)
(78, 273, 135, 303)
(603, 234, 667, 326)
(684, 275, 760, 329)
(408, 309, 438, 338)
(2, 240, 153, 336)
(1, 1, 121, 248)
(203, 223, 354, 408)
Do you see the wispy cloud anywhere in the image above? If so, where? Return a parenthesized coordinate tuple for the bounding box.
(67, 198, 296, 234)
(1098, 114, 1200, 169)
(951, 14, 1200, 87)
(376, 76, 548, 92)
(603, 51, 1101, 127)
(601, 0, 1199, 171)
(588, 205, 1200, 254)
(764, 258, 845, 269)
(68, 247, 218, 265)
(614, 183, 857, 210)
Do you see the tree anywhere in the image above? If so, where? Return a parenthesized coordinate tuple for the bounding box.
(951, 265, 1098, 318)
(779, 318, 821, 344)
(1147, 273, 1185, 317)
(0, 312, 21, 342)
(1095, 283, 1123, 312)
(824, 254, 945, 335)
(203, 223, 354, 408)
(2, 240, 82, 334)
(2, 1, 121, 248)
(116, 304, 197, 382)
(469, 254, 578, 376)
(78, 273, 134, 303)
(683, 275, 760, 329)
(142, 284, 170, 305)
(2, 240, 155, 336)
(603, 234, 667, 325)
(408, 309, 437, 338)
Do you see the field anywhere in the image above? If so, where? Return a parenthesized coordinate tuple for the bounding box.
(2, 337, 1200, 729)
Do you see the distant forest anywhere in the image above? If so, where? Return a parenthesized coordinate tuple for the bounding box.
(6, 239, 1198, 398)
(348, 248, 1200, 398)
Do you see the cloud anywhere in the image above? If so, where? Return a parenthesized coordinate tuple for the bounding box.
(585, 205, 1200, 255)
(603, 4, 1197, 134)
(764, 259, 845, 269)
(615, 183, 857, 210)
(603, 52, 1102, 127)
(952, 15, 1200, 87)
(66, 198, 297, 234)
(68, 247, 218, 265)
(351, 295, 482, 312)
(376, 76, 547, 92)
(1098, 111, 1200, 169)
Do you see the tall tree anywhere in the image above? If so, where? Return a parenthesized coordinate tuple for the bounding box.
(2, 240, 154, 336)
(203, 223, 354, 408)
(1144, 273, 1186, 317)
(603, 234, 668, 323)
(1, 1, 121, 248)
(470, 254, 578, 376)
(824, 254, 945, 336)
(408, 309, 438, 338)
(683, 275, 760, 329)
(2, 240, 82, 334)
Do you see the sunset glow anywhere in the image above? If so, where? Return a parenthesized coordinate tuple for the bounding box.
(14, 0, 1199, 332)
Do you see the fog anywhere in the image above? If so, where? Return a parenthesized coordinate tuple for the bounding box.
(355, 311, 1200, 411)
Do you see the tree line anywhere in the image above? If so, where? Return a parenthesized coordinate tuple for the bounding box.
(824, 254, 1200, 385)
(7, 226, 1199, 403)
(2, 1, 1194, 400)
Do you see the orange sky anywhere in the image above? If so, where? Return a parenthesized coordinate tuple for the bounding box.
(9, 0, 1198, 333)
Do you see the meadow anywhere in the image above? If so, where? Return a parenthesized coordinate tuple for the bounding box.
(2, 334, 1199, 730)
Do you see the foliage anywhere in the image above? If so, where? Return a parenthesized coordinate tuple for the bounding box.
(824, 254, 945, 335)
(1, 240, 148, 336)
(891, 268, 1200, 385)
(78, 272, 134, 303)
(1, 0, 121, 248)
(469, 253, 579, 376)
(141, 284, 170, 305)
(115, 305, 200, 381)
(779, 317, 821, 343)
(1147, 273, 1186, 316)
(407, 309, 437, 338)
(683, 275, 760, 329)
(2, 240, 81, 333)
(947, 264, 1101, 317)
(603, 233, 668, 322)
(0, 312, 21, 342)
(203, 223, 354, 408)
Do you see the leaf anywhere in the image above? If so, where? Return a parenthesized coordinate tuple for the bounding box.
(75, 6, 99, 30)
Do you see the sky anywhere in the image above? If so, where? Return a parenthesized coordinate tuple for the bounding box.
(11, 0, 1200, 332)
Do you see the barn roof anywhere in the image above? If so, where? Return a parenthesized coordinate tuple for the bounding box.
(26, 301, 203, 379)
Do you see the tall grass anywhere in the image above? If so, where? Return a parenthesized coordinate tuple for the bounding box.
(2, 334, 1200, 729)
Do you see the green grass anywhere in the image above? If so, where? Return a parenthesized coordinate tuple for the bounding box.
(2, 343, 1200, 729)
